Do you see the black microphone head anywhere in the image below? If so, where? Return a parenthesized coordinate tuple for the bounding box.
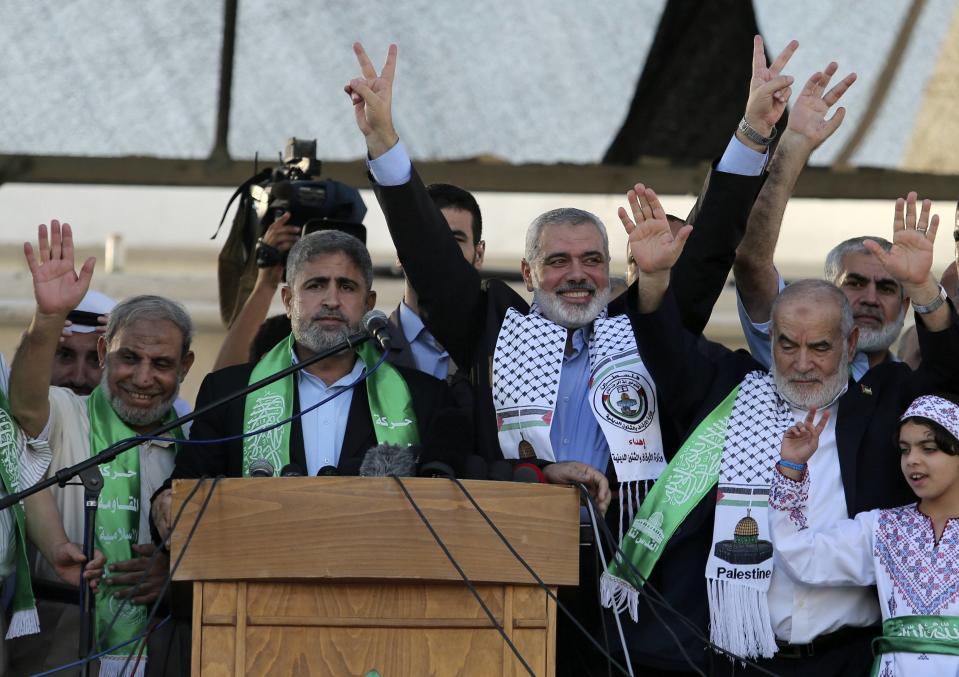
(488, 460, 513, 482)
(280, 463, 305, 477)
(249, 458, 275, 478)
(417, 461, 456, 479)
(362, 309, 392, 350)
(462, 455, 488, 480)
(316, 465, 339, 476)
(360, 443, 417, 477)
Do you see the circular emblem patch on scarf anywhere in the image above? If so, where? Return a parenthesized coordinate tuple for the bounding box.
(593, 372, 655, 432)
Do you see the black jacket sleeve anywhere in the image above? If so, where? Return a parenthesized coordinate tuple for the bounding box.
(670, 160, 766, 335)
(373, 169, 487, 370)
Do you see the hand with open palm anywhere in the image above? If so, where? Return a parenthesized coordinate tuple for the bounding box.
(619, 184, 693, 276)
(23, 220, 95, 318)
(865, 192, 938, 288)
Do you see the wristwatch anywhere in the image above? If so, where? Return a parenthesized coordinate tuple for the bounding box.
(255, 239, 282, 268)
(912, 284, 948, 314)
(738, 117, 777, 147)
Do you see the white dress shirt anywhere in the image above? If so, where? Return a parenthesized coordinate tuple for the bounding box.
(767, 399, 881, 643)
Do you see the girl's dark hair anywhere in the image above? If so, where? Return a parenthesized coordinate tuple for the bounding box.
(899, 392, 959, 456)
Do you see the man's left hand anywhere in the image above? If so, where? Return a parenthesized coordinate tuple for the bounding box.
(543, 461, 611, 514)
(103, 543, 169, 605)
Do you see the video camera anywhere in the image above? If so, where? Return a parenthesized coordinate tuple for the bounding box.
(251, 137, 367, 242)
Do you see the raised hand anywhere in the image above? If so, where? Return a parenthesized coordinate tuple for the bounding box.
(618, 184, 693, 275)
(344, 42, 398, 158)
(742, 36, 798, 143)
(786, 63, 857, 150)
(23, 221, 95, 318)
(865, 192, 939, 287)
(781, 408, 830, 467)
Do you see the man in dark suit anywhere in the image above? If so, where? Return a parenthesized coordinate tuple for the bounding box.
(619, 190, 959, 675)
(346, 41, 787, 466)
(152, 230, 460, 534)
(387, 182, 485, 381)
(346, 39, 793, 675)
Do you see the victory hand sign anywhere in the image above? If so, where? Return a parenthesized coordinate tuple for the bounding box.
(779, 408, 830, 481)
(345, 42, 399, 159)
(738, 36, 798, 151)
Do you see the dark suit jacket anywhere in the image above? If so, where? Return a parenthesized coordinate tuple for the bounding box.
(170, 357, 457, 479)
(385, 303, 419, 371)
(373, 162, 765, 462)
(622, 288, 959, 671)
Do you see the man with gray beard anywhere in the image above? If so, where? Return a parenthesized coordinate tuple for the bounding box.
(152, 230, 457, 497)
(607, 190, 959, 675)
(8, 221, 195, 674)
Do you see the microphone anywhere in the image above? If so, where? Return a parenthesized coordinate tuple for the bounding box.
(362, 310, 392, 351)
(418, 461, 456, 479)
(359, 444, 417, 477)
(316, 465, 339, 476)
(488, 460, 513, 482)
(280, 463, 305, 477)
(512, 463, 547, 484)
(462, 455, 488, 480)
(249, 459, 275, 477)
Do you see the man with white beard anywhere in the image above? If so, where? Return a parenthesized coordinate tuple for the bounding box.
(603, 191, 959, 675)
(729, 61, 921, 382)
(8, 221, 195, 675)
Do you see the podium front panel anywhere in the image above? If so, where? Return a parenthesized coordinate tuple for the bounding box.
(171, 477, 579, 585)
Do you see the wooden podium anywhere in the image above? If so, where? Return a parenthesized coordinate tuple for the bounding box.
(171, 477, 580, 676)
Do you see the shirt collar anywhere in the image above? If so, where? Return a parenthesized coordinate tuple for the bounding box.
(398, 302, 427, 342)
(291, 345, 365, 390)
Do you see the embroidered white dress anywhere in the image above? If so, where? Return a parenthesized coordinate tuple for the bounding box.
(769, 469, 959, 676)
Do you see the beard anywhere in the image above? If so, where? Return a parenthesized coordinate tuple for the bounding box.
(772, 348, 850, 410)
(291, 308, 362, 353)
(101, 364, 180, 429)
(855, 307, 906, 352)
(533, 280, 611, 329)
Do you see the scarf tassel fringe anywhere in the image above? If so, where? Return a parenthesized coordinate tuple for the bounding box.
(600, 572, 640, 623)
(5, 607, 39, 639)
(99, 654, 146, 677)
(707, 578, 778, 660)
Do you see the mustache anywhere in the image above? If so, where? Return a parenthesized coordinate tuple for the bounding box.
(311, 311, 347, 322)
(554, 282, 597, 294)
(854, 307, 883, 321)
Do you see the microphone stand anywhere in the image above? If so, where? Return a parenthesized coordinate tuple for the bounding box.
(0, 331, 371, 667)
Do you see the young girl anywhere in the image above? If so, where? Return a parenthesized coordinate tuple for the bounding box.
(771, 394, 959, 677)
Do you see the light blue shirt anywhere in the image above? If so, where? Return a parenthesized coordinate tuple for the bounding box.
(550, 327, 611, 471)
(293, 350, 365, 475)
(369, 136, 768, 186)
(398, 302, 450, 380)
(736, 270, 872, 381)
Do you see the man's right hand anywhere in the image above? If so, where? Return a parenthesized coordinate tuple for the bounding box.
(543, 461, 611, 514)
(345, 42, 399, 159)
(24, 221, 96, 319)
(151, 488, 173, 544)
